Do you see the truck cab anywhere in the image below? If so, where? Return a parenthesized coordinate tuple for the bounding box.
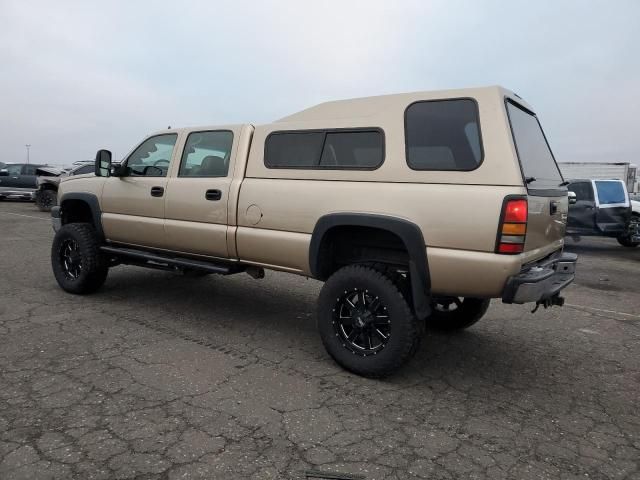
(0, 163, 45, 200)
(567, 179, 639, 247)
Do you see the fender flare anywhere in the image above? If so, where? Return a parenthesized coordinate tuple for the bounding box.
(309, 213, 431, 319)
(57, 192, 104, 240)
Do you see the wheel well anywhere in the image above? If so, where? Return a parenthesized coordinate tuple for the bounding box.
(315, 225, 410, 280)
(61, 199, 94, 226)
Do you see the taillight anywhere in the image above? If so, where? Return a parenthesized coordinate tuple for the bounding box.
(497, 197, 527, 254)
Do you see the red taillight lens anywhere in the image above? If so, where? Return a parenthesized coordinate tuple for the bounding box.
(496, 197, 528, 254)
(504, 199, 528, 223)
(498, 243, 524, 254)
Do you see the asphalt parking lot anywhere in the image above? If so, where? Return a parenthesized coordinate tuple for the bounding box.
(0, 201, 639, 480)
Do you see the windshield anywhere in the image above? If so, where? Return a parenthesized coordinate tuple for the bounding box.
(506, 100, 564, 191)
(595, 180, 627, 206)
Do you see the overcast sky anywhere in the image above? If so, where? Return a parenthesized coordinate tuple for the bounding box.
(1, 0, 639, 166)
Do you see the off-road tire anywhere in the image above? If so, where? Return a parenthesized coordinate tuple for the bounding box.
(427, 297, 491, 331)
(51, 223, 108, 294)
(617, 215, 639, 248)
(317, 265, 422, 378)
(617, 236, 640, 247)
(35, 189, 57, 212)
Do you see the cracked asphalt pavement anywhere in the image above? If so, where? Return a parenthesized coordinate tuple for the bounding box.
(1, 201, 639, 480)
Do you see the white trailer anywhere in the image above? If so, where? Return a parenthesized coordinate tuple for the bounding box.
(558, 162, 637, 193)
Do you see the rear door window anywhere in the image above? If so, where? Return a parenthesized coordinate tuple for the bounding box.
(569, 182, 594, 202)
(179, 131, 234, 177)
(405, 99, 483, 171)
(506, 100, 564, 193)
(22, 165, 38, 175)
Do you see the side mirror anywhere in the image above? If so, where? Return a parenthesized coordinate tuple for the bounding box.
(95, 149, 112, 177)
(0, 169, 8, 177)
(568, 191, 577, 205)
(110, 163, 127, 177)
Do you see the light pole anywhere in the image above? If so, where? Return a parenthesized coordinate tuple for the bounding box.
(25, 144, 31, 164)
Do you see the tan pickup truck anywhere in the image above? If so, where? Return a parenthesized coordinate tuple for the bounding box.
(51, 86, 577, 377)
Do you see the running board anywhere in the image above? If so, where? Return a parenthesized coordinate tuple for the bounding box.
(100, 245, 242, 275)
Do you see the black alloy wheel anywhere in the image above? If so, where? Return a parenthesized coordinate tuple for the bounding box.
(59, 238, 83, 280)
(333, 288, 391, 356)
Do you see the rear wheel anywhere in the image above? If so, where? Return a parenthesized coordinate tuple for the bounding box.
(427, 297, 490, 331)
(317, 265, 422, 378)
(35, 189, 57, 212)
(51, 223, 108, 294)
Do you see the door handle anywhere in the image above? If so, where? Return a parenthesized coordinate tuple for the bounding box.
(205, 189, 222, 201)
(150, 186, 164, 197)
(550, 201, 558, 215)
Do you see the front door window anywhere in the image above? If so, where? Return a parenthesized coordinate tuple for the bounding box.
(125, 134, 178, 177)
(6, 164, 22, 176)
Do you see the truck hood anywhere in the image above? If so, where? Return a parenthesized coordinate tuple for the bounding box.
(36, 166, 63, 176)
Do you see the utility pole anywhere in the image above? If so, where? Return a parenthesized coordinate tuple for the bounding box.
(25, 144, 31, 164)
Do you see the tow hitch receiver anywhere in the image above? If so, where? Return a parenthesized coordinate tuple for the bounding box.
(531, 294, 565, 313)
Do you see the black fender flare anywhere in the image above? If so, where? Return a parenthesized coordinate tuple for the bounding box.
(309, 213, 431, 319)
(57, 192, 104, 240)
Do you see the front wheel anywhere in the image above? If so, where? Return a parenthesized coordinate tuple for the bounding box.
(617, 215, 639, 247)
(35, 189, 57, 212)
(617, 236, 640, 248)
(317, 265, 422, 378)
(51, 223, 109, 294)
(427, 297, 491, 331)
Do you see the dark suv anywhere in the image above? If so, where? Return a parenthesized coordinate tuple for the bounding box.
(0, 163, 45, 200)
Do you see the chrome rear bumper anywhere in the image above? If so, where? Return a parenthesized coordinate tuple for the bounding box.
(502, 252, 577, 304)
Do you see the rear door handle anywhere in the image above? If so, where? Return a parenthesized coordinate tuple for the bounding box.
(150, 186, 164, 197)
(550, 201, 558, 215)
(205, 189, 222, 201)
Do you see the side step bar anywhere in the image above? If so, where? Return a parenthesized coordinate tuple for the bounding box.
(100, 245, 243, 275)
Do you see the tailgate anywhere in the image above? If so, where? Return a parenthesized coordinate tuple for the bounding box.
(505, 99, 568, 261)
(525, 194, 568, 255)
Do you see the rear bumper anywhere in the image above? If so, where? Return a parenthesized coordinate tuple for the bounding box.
(502, 251, 577, 304)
